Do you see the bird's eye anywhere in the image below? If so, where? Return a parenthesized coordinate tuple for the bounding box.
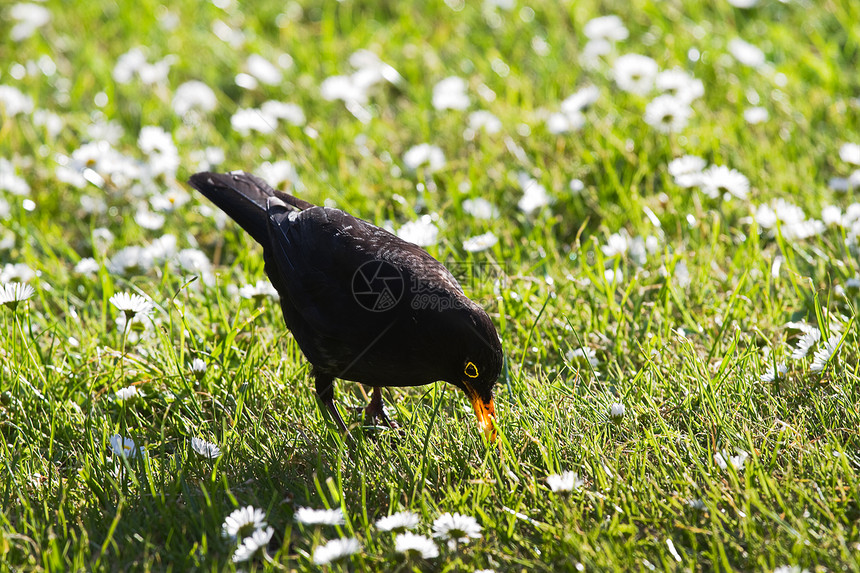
(464, 361, 479, 378)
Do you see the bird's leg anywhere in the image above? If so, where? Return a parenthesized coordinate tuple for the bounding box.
(363, 387, 398, 429)
(315, 374, 348, 433)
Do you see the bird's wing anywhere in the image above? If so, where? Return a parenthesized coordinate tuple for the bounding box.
(264, 201, 459, 338)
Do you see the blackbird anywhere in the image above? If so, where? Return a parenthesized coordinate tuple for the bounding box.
(188, 171, 503, 440)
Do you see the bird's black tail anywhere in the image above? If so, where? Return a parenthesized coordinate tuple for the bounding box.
(188, 171, 311, 246)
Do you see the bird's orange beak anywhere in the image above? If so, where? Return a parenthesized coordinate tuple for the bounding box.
(465, 384, 497, 442)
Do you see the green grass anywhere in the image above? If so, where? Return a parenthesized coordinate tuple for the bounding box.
(2, 0, 860, 570)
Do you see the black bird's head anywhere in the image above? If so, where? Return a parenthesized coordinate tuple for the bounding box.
(447, 307, 503, 442)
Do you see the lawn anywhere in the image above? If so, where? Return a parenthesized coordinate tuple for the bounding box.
(1, 0, 859, 571)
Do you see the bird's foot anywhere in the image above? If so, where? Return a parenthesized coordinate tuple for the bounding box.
(362, 401, 399, 429)
(347, 403, 398, 429)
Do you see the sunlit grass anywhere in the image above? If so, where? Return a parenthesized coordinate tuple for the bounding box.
(1, 0, 859, 571)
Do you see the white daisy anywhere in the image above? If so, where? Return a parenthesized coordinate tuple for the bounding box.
(138, 125, 175, 156)
(349, 49, 400, 85)
(138, 55, 175, 86)
(566, 346, 598, 368)
(560, 85, 600, 115)
(232, 526, 274, 563)
(403, 144, 446, 172)
(150, 188, 191, 213)
(109, 434, 139, 458)
(191, 437, 221, 459)
(222, 505, 268, 541)
(786, 322, 820, 336)
(756, 199, 825, 240)
(175, 248, 211, 276)
(728, 38, 765, 68)
(581, 38, 612, 69)
(668, 155, 706, 188)
(74, 258, 100, 276)
(246, 54, 282, 85)
(236, 72, 259, 90)
(532, 35, 550, 56)
(109, 292, 153, 319)
(829, 171, 860, 192)
(294, 506, 345, 526)
(839, 143, 860, 165)
(87, 119, 124, 144)
(397, 215, 439, 247)
(10, 3, 52, 41)
(760, 362, 787, 383)
(714, 449, 748, 470)
(148, 234, 178, 263)
(609, 402, 625, 423)
(791, 328, 820, 360)
(230, 108, 276, 135)
(115, 386, 139, 401)
(312, 537, 360, 565)
(485, 0, 514, 10)
(601, 232, 629, 257)
(0, 282, 35, 311)
(699, 165, 750, 200)
(431, 512, 482, 550)
(238, 279, 279, 300)
(321, 74, 368, 105)
(107, 246, 149, 276)
(547, 471, 584, 492)
(613, 54, 659, 95)
(172, 81, 217, 116)
(0, 158, 30, 195)
(134, 209, 165, 230)
(810, 333, 842, 373)
(772, 566, 808, 573)
(33, 109, 64, 138)
(728, 0, 759, 7)
(260, 100, 306, 126)
(821, 205, 842, 226)
(584, 15, 628, 42)
(655, 69, 704, 103)
(687, 499, 706, 511)
(673, 259, 691, 287)
(346, 51, 401, 100)
(395, 533, 439, 559)
(466, 110, 502, 135)
(91, 228, 114, 254)
(376, 510, 421, 532)
(432, 76, 469, 111)
(190, 358, 208, 379)
(517, 173, 551, 214)
(546, 111, 584, 134)
(191, 146, 225, 171)
(744, 107, 769, 124)
(0, 85, 34, 119)
(462, 198, 500, 219)
(257, 160, 302, 190)
(644, 95, 692, 133)
(0, 263, 35, 283)
(463, 232, 498, 253)
(604, 268, 624, 284)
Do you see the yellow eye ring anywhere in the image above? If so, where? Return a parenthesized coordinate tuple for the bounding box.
(464, 361, 479, 378)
